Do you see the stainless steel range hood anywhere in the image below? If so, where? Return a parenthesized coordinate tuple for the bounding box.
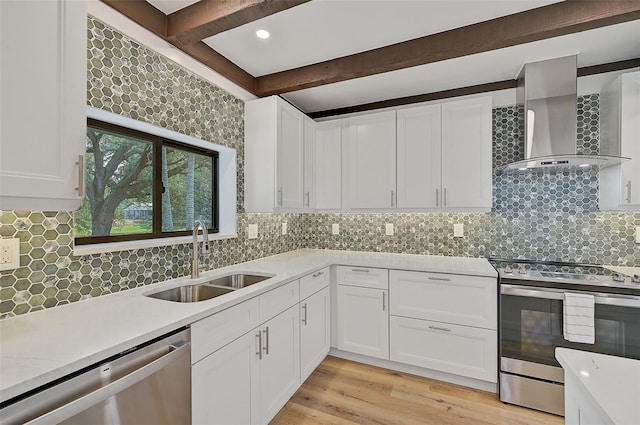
(502, 55, 629, 171)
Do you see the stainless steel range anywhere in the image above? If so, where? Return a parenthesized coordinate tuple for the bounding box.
(492, 258, 640, 416)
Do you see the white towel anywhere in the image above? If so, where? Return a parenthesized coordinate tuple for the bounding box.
(563, 292, 595, 344)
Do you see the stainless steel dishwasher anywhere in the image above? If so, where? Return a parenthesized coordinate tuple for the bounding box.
(0, 328, 190, 425)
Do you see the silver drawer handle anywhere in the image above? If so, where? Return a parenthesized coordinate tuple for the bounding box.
(256, 331, 262, 360)
(75, 154, 84, 196)
(429, 325, 451, 332)
(312, 271, 324, 278)
(382, 292, 386, 311)
(351, 268, 370, 273)
(263, 326, 270, 355)
(435, 188, 439, 206)
(428, 277, 451, 282)
(306, 191, 310, 207)
(302, 303, 308, 325)
(626, 180, 632, 203)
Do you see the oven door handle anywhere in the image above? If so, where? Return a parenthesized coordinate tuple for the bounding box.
(501, 284, 640, 308)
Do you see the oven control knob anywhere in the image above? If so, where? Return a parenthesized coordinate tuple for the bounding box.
(612, 272, 626, 282)
(632, 274, 640, 284)
(518, 265, 528, 275)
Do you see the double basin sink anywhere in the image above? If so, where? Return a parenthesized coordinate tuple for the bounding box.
(146, 273, 272, 303)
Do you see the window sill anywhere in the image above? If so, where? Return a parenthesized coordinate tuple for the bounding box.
(73, 232, 238, 256)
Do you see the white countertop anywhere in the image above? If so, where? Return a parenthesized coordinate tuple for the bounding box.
(556, 348, 640, 425)
(0, 249, 496, 403)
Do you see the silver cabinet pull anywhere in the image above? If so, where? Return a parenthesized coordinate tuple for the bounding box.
(436, 188, 439, 206)
(256, 331, 262, 360)
(391, 190, 395, 207)
(382, 292, 386, 311)
(444, 188, 447, 207)
(626, 180, 632, 203)
(305, 191, 310, 207)
(351, 268, 370, 273)
(278, 187, 283, 206)
(263, 326, 270, 355)
(429, 325, 451, 332)
(428, 276, 451, 282)
(302, 303, 308, 325)
(312, 271, 324, 278)
(75, 154, 84, 196)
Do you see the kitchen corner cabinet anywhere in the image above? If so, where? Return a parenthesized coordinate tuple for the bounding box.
(0, 0, 86, 211)
(245, 96, 304, 212)
(336, 266, 390, 360)
(347, 111, 397, 209)
(599, 71, 640, 210)
(312, 120, 343, 210)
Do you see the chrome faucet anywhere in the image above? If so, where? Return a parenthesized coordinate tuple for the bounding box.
(191, 220, 209, 279)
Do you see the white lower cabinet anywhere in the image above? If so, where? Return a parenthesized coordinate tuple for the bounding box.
(192, 330, 260, 425)
(300, 287, 330, 381)
(389, 316, 497, 382)
(259, 305, 301, 423)
(337, 285, 389, 359)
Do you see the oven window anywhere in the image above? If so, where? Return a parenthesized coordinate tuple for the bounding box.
(501, 294, 640, 367)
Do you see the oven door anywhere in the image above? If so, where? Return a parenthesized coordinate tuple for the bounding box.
(500, 284, 640, 373)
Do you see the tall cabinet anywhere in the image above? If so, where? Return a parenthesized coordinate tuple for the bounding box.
(0, 0, 87, 211)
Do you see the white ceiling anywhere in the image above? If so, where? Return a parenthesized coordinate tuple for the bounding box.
(202, 0, 562, 77)
(144, 0, 640, 114)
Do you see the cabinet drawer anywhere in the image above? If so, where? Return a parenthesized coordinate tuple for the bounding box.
(300, 267, 329, 300)
(389, 270, 496, 329)
(260, 279, 300, 323)
(192, 297, 260, 364)
(390, 315, 497, 382)
(336, 266, 388, 289)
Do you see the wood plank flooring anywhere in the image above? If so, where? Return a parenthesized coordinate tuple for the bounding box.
(270, 356, 564, 425)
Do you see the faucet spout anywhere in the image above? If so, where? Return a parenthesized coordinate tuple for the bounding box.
(192, 220, 209, 279)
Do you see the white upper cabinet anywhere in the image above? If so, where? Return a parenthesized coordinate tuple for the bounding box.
(0, 0, 87, 211)
(313, 120, 342, 210)
(600, 71, 640, 210)
(397, 104, 442, 208)
(441, 97, 493, 210)
(245, 96, 304, 212)
(347, 111, 397, 209)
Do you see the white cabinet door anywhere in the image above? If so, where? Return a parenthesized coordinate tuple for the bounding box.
(441, 97, 492, 209)
(314, 120, 342, 210)
(192, 330, 261, 425)
(300, 287, 330, 382)
(337, 285, 389, 359)
(390, 316, 497, 382)
(303, 115, 315, 209)
(276, 99, 304, 209)
(259, 304, 301, 424)
(619, 72, 640, 207)
(0, 0, 86, 211)
(397, 104, 442, 208)
(389, 270, 497, 330)
(348, 111, 397, 208)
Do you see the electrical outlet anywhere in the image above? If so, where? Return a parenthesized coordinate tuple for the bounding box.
(385, 223, 394, 236)
(636, 226, 640, 244)
(332, 223, 340, 235)
(453, 223, 464, 238)
(0, 238, 20, 271)
(248, 224, 258, 239)
(281, 222, 287, 235)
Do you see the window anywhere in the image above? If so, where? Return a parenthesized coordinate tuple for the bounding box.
(75, 119, 218, 245)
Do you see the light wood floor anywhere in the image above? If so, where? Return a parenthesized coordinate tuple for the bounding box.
(270, 356, 564, 425)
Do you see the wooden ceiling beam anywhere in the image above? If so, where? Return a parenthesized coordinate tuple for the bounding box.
(256, 1, 640, 97)
(166, 0, 312, 48)
(100, 0, 167, 38)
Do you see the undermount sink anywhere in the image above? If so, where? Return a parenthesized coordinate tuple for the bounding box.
(146, 274, 272, 303)
(206, 273, 271, 289)
(147, 284, 234, 303)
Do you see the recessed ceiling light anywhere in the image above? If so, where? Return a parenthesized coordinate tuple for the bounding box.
(256, 29, 270, 39)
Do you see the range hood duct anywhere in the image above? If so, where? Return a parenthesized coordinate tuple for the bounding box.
(502, 55, 629, 171)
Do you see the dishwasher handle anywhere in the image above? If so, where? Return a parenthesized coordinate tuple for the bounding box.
(25, 342, 190, 425)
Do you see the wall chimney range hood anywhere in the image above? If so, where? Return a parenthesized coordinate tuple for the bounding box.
(501, 55, 629, 172)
